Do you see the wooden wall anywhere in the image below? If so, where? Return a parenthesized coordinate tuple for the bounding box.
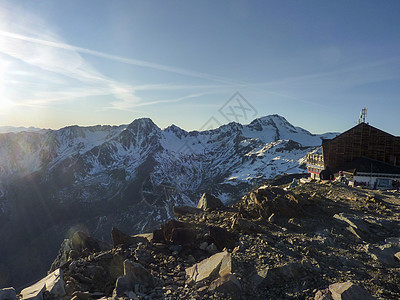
(322, 123, 400, 171)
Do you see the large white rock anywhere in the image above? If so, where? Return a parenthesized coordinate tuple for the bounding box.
(20, 269, 66, 300)
(186, 251, 232, 283)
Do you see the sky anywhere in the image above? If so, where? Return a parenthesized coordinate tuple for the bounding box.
(0, 0, 399, 135)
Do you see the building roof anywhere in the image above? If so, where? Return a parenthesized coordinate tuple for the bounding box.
(340, 157, 400, 176)
(322, 122, 399, 146)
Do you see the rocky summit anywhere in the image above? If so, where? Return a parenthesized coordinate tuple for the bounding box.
(2, 180, 400, 299)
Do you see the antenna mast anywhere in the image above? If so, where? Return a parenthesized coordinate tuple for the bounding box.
(358, 108, 367, 124)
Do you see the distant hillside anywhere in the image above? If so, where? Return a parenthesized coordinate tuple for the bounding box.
(0, 126, 44, 134)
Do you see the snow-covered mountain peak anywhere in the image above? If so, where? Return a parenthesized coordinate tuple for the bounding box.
(127, 118, 158, 131)
(164, 124, 187, 139)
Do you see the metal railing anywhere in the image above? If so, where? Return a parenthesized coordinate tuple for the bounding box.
(307, 153, 324, 167)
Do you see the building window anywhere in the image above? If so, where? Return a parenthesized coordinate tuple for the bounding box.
(377, 178, 391, 188)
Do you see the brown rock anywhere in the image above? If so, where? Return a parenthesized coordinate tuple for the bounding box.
(111, 227, 148, 248)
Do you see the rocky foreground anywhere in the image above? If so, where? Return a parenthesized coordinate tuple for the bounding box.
(2, 181, 400, 299)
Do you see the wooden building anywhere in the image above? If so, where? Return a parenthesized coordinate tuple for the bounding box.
(307, 122, 400, 187)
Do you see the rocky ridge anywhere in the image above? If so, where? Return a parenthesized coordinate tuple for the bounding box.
(3, 180, 400, 299)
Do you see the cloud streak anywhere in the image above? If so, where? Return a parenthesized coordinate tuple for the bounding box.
(0, 3, 232, 113)
(0, 29, 244, 86)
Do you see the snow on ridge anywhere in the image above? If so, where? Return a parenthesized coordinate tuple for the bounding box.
(0, 126, 45, 134)
(0, 114, 339, 185)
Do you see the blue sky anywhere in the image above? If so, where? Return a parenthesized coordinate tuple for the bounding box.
(0, 1, 399, 134)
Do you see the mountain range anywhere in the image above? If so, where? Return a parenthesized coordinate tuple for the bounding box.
(0, 114, 337, 288)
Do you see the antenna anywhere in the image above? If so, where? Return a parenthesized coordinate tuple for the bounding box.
(358, 108, 367, 124)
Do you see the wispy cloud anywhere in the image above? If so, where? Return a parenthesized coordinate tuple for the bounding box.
(258, 56, 400, 89)
(0, 30, 245, 86)
(0, 3, 235, 113)
(105, 93, 209, 111)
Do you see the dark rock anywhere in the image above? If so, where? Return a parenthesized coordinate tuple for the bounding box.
(209, 273, 241, 294)
(173, 206, 203, 218)
(197, 193, 225, 211)
(134, 249, 154, 265)
(208, 226, 237, 250)
(367, 243, 400, 266)
(253, 262, 308, 288)
(111, 227, 148, 248)
(152, 229, 166, 243)
(231, 217, 266, 234)
(0, 287, 16, 300)
(162, 220, 186, 242)
(170, 227, 199, 245)
(206, 243, 218, 254)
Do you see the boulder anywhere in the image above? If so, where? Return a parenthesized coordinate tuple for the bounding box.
(161, 220, 204, 246)
(208, 273, 241, 294)
(186, 251, 232, 283)
(197, 193, 225, 211)
(0, 287, 16, 300)
(329, 281, 375, 300)
(114, 259, 155, 296)
(123, 260, 153, 286)
(111, 227, 148, 247)
(20, 269, 65, 300)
